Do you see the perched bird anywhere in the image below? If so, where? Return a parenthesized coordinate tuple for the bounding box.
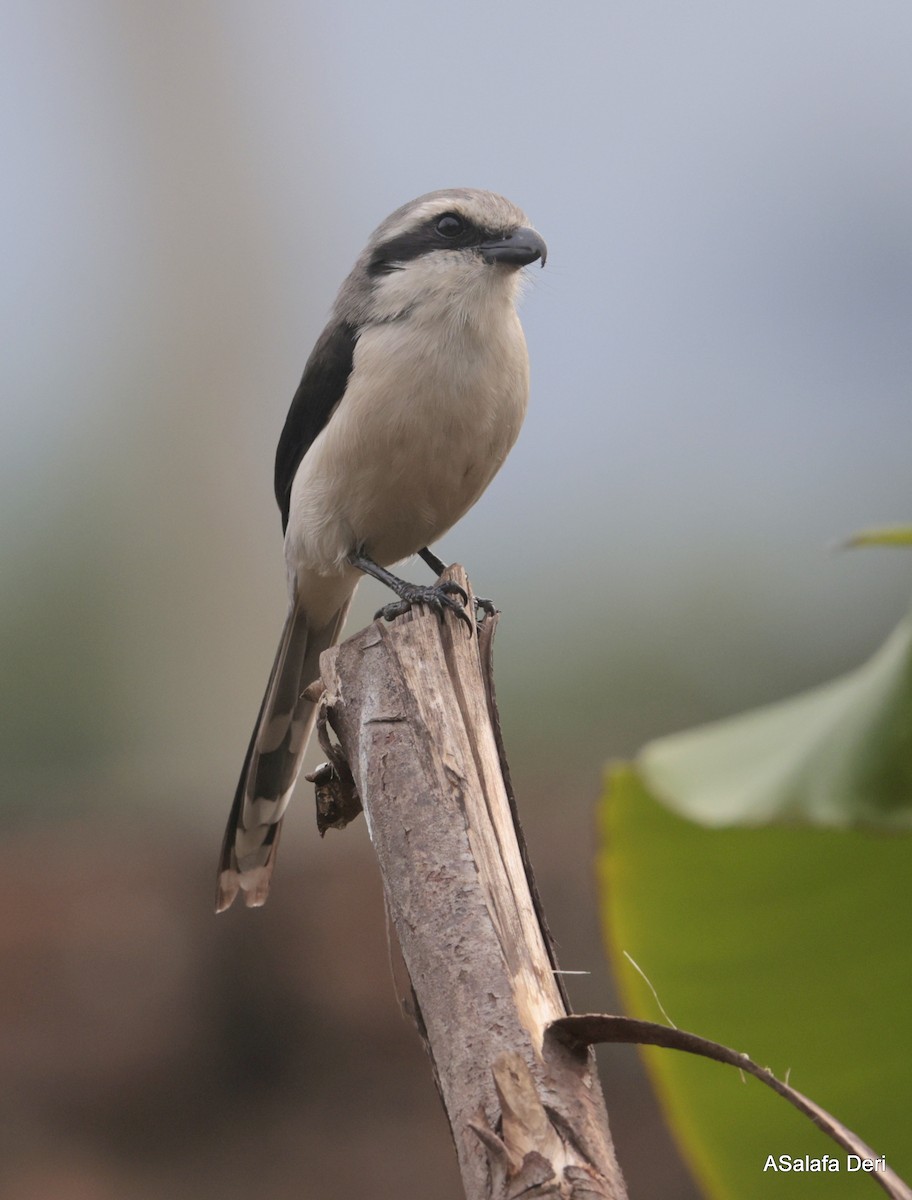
(217, 188, 547, 911)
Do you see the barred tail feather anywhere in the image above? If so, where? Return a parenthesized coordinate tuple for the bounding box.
(216, 601, 350, 912)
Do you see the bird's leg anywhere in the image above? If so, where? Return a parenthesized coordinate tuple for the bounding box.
(418, 546, 448, 576)
(350, 550, 472, 632)
(418, 546, 499, 622)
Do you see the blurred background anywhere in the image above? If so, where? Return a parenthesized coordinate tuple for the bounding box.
(2, 2, 911, 1196)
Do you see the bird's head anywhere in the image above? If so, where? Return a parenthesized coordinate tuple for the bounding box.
(339, 189, 546, 327)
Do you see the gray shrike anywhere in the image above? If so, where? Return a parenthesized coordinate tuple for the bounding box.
(217, 188, 546, 912)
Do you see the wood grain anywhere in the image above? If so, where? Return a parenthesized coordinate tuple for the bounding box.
(316, 566, 626, 1199)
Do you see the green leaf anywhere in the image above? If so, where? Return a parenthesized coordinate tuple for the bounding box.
(842, 526, 912, 549)
(599, 765, 912, 1199)
(639, 614, 912, 829)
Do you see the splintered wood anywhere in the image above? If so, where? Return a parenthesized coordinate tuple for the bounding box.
(315, 566, 626, 1200)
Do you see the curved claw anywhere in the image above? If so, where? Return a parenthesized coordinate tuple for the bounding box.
(474, 596, 500, 620)
(438, 580, 469, 605)
(374, 581, 473, 634)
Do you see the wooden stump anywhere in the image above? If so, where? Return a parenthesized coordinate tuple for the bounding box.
(315, 566, 627, 1200)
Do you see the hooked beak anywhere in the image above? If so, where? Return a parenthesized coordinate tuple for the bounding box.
(480, 226, 547, 268)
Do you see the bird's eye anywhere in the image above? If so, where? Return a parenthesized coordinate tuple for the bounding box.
(435, 213, 465, 238)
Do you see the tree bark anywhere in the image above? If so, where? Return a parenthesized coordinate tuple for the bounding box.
(315, 566, 627, 1200)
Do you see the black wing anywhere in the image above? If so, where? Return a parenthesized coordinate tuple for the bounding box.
(274, 320, 358, 532)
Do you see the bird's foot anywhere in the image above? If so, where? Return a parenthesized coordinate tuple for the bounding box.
(375, 579, 472, 632)
(474, 596, 499, 621)
(418, 549, 497, 624)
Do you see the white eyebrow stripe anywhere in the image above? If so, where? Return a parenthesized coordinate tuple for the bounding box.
(372, 192, 530, 249)
(378, 200, 460, 244)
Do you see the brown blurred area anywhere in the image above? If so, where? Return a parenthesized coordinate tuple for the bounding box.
(0, 805, 697, 1199)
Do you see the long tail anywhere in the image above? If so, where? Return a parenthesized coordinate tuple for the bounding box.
(216, 600, 350, 912)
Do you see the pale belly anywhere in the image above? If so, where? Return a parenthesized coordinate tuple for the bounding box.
(285, 314, 529, 594)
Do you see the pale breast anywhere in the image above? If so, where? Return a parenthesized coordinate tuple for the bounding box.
(286, 302, 529, 578)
